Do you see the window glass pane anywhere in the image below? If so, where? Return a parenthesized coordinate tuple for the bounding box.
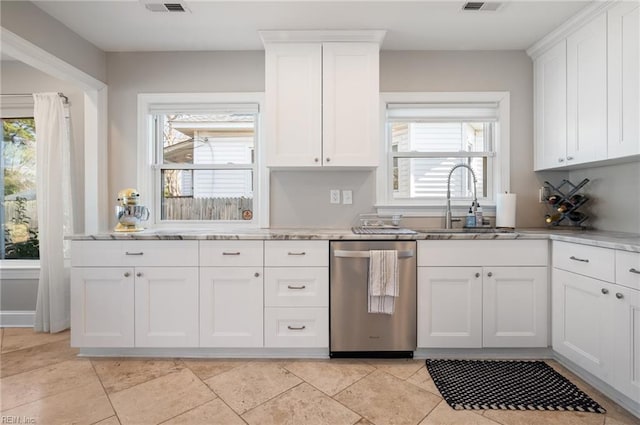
(391, 122, 491, 153)
(161, 169, 253, 221)
(2, 118, 39, 259)
(393, 157, 486, 200)
(161, 113, 255, 165)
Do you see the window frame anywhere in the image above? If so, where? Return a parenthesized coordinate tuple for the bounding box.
(137, 93, 268, 228)
(376, 92, 510, 217)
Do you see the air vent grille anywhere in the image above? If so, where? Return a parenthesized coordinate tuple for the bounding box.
(143, 1, 189, 12)
(462, 2, 502, 11)
(164, 3, 185, 12)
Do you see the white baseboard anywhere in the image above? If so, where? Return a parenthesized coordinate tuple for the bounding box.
(0, 310, 35, 327)
(78, 347, 330, 359)
(414, 347, 553, 359)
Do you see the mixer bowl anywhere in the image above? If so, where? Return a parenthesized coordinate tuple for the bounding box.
(116, 205, 150, 229)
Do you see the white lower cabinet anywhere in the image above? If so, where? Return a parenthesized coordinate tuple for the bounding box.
(199, 267, 263, 347)
(613, 284, 640, 401)
(483, 267, 548, 348)
(418, 267, 482, 348)
(264, 307, 328, 348)
(71, 267, 135, 347)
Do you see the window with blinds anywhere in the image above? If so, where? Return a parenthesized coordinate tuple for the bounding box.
(385, 102, 498, 204)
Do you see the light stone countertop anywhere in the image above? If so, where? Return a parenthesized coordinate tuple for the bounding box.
(70, 228, 640, 253)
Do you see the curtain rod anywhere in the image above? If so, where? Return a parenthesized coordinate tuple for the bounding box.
(0, 92, 69, 104)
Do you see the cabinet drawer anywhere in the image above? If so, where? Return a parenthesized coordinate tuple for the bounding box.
(264, 307, 328, 348)
(553, 241, 614, 282)
(71, 241, 198, 267)
(616, 250, 640, 290)
(264, 268, 328, 307)
(417, 240, 548, 267)
(264, 241, 328, 267)
(199, 241, 263, 267)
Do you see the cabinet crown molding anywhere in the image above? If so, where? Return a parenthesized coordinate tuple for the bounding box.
(526, 0, 616, 59)
(259, 30, 386, 46)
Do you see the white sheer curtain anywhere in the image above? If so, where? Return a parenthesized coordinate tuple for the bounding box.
(33, 93, 74, 333)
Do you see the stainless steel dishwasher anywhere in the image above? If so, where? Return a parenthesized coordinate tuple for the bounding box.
(330, 240, 416, 357)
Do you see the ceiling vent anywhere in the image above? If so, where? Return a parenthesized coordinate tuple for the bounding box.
(462, 2, 502, 11)
(142, 1, 190, 12)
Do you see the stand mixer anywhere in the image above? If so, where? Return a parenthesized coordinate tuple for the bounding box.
(114, 188, 150, 232)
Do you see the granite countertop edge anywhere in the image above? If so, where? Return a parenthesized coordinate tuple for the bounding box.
(69, 228, 640, 253)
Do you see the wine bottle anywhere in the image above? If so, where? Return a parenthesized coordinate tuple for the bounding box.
(545, 213, 562, 223)
(557, 202, 572, 213)
(567, 211, 586, 222)
(546, 195, 560, 205)
(569, 194, 585, 205)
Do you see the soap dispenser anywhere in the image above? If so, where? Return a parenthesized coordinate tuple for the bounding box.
(465, 207, 476, 227)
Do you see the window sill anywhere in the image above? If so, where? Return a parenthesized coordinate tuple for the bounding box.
(0, 260, 40, 280)
(375, 203, 496, 218)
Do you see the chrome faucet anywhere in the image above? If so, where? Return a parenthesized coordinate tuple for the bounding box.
(445, 164, 478, 229)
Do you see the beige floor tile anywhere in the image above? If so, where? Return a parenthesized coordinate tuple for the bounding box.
(0, 379, 114, 425)
(335, 369, 441, 425)
(420, 401, 500, 425)
(243, 382, 360, 425)
(605, 417, 640, 425)
(183, 359, 249, 380)
(0, 339, 78, 378)
(205, 361, 302, 415)
(406, 366, 441, 396)
(0, 328, 4, 351)
(1, 328, 70, 353)
(483, 410, 605, 425)
(109, 367, 214, 425)
(365, 358, 425, 380)
(284, 360, 375, 396)
(354, 418, 375, 425)
(0, 359, 96, 411)
(95, 417, 122, 425)
(92, 358, 185, 393)
(162, 398, 246, 425)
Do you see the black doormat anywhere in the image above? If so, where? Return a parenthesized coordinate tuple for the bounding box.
(425, 359, 606, 413)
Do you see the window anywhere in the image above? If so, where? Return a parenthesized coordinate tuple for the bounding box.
(377, 92, 510, 216)
(2, 116, 39, 260)
(138, 93, 267, 227)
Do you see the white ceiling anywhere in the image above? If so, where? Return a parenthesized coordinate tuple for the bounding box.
(32, 0, 590, 52)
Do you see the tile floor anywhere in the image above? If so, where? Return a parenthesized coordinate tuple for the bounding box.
(0, 328, 638, 425)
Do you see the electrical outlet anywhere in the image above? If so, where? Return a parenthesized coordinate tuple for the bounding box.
(330, 189, 340, 204)
(342, 190, 353, 205)
(538, 187, 550, 203)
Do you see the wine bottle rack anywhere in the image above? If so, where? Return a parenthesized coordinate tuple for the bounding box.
(543, 178, 590, 227)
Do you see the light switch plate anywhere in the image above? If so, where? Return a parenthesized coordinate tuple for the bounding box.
(330, 189, 340, 204)
(342, 190, 353, 204)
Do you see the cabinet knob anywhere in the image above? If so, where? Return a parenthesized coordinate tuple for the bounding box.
(124, 272, 130, 277)
(475, 273, 480, 278)
(567, 156, 574, 161)
(254, 272, 260, 278)
(136, 272, 142, 277)
(487, 272, 493, 277)
(558, 158, 565, 163)
(326, 157, 331, 163)
(314, 158, 319, 163)
(601, 288, 609, 294)
(616, 293, 624, 299)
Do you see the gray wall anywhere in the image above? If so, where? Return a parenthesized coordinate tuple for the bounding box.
(0, 1, 107, 83)
(569, 162, 640, 233)
(1, 279, 38, 311)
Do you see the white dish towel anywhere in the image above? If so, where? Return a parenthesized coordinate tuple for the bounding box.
(368, 250, 399, 314)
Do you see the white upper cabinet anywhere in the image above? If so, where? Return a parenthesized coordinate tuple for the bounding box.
(534, 40, 567, 170)
(566, 14, 607, 165)
(263, 31, 383, 168)
(608, 1, 640, 159)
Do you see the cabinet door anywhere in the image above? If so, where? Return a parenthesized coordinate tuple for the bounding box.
(567, 14, 608, 165)
(199, 267, 263, 347)
(534, 40, 567, 170)
(417, 267, 482, 348)
(265, 43, 322, 167)
(608, 2, 640, 159)
(552, 268, 614, 383)
(134, 267, 199, 347)
(70, 267, 134, 347)
(612, 285, 640, 402)
(483, 267, 548, 348)
(322, 43, 379, 167)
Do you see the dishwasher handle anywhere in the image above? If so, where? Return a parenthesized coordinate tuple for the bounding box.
(333, 249, 415, 259)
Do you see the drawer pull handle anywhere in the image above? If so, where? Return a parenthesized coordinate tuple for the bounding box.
(287, 285, 306, 290)
(569, 256, 589, 263)
(223, 252, 241, 256)
(288, 252, 306, 256)
(601, 288, 609, 294)
(616, 293, 624, 299)
(287, 325, 306, 331)
(125, 252, 144, 256)
(629, 268, 640, 275)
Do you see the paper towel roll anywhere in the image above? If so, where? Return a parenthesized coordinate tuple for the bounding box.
(496, 192, 516, 228)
